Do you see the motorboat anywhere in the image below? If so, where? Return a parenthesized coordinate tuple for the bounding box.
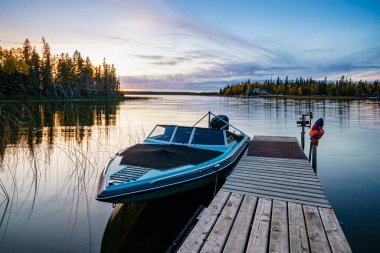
(96, 112, 250, 204)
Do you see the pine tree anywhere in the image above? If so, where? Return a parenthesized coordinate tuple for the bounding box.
(41, 37, 55, 96)
(22, 39, 31, 66)
(83, 57, 94, 96)
(56, 53, 71, 97)
(94, 65, 102, 96)
(29, 47, 41, 96)
(102, 58, 109, 96)
(22, 38, 35, 95)
(110, 64, 118, 94)
(72, 50, 84, 96)
(284, 76, 289, 95)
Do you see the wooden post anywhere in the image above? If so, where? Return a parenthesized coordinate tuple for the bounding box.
(298, 114, 310, 151)
(308, 142, 312, 162)
(208, 111, 211, 128)
(311, 144, 317, 173)
(301, 115, 306, 150)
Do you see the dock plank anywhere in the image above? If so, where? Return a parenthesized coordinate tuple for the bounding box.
(236, 164, 316, 175)
(227, 175, 323, 191)
(226, 177, 325, 195)
(224, 180, 327, 199)
(319, 208, 352, 253)
(227, 174, 323, 188)
(303, 205, 332, 253)
(269, 200, 289, 253)
(246, 198, 272, 253)
(178, 191, 230, 253)
(200, 193, 243, 253)
(251, 136, 298, 142)
(242, 159, 310, 166)
(219, 188, 332, 208)
(238, 156, 310, 164)
(238, 160, 311, 169)
(222, 184, 330, 205)
(238, 160, 311, 168)
(289, 202, 310, 253)
(229, 170, 320, 182)
(223, 195, 257, 253)
(235, 166, 318, 178)
(238, 157, 301, 163)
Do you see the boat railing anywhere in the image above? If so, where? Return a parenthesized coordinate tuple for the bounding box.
(193, 111, 247, 136)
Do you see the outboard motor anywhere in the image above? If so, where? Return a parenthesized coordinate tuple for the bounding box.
(210, 115, 229, 130)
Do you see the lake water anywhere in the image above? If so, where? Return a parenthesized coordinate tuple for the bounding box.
(0, 96, 379, 252)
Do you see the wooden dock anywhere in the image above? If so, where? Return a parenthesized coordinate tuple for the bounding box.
(177, 136, 351, 253)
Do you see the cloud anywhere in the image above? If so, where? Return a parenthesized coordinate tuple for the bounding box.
(69, 1, 380, 88)
(173, 20, 280, 60)
(304, 48, 337, 53)
(134, 54, 164, 60)
(77, 30, 130, 43)
(97, 34, 130, 43)
(133, 54, 191, 66)
(120, 75, 231, 91)
(153, 61, 180, 66)
(140, 9, 288, 63)
(315, 63, 380, 74)
(120, 60, 380, 91)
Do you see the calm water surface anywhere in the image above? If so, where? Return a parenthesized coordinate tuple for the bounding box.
(0, 96, 379, 252)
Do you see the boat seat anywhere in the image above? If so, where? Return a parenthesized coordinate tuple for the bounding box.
(119, 144, 222, 170)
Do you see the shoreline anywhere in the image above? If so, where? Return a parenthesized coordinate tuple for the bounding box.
(0, 95, 153, 103)
(220, 94, 380, 101)
(1, 93, 378, 103)
(124, 91, 217, 96)
(124, 91, 379, 100)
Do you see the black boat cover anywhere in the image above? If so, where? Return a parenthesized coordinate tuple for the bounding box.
(119, 144, 222, 170)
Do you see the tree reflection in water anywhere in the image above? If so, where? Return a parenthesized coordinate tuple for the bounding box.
(0, 100, 141, 251)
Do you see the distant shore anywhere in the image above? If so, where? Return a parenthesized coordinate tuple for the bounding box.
(123, 91, 218, 96)
(123, 91, 379, 100)
(232, 94, 380, 100)
(0, 95, 152, 103)
(2, 92, 378, 103)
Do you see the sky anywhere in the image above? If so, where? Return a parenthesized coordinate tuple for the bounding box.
(1, 0, 380, 91)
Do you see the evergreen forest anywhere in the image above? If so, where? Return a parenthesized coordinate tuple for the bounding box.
(0, 38, 120, 99)
(219, 76, 380, 97)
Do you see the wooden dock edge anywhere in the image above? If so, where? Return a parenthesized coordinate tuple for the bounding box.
(178, 190, 351, 253)
(176, 136, 352, 253)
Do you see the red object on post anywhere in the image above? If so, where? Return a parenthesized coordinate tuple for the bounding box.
(309, 118, 324, 145)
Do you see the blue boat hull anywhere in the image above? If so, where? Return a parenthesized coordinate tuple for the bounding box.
(96, 138, 249, 204)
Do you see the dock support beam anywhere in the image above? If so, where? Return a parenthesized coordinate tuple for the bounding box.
(309, 143, 317, 173)
(301, 124, 305, 150)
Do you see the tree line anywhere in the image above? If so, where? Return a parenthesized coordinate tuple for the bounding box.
(219, 76, 380, 97)
(0, 38, 120, 99)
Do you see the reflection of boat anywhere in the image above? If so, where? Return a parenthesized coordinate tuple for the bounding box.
(101, 185, 213, 253)
(96, 112, 250, 204)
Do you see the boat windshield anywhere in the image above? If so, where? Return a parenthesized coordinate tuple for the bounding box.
(148, 125, 175, 142)
(192, 128, 225, 145)
(172, 127, 193, 144)
(148, 125, 228, 146)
